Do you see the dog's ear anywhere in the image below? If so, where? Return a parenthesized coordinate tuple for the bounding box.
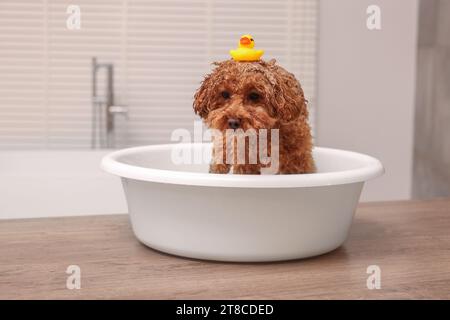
(270, 66, 308, 122)
(193, 73, 212, 118)
(194, 61, 227, 118)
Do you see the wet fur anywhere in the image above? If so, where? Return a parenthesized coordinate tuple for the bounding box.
(193, 59, 315, 174)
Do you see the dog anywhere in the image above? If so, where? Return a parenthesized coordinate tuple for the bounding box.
(193, 59, 315, 174)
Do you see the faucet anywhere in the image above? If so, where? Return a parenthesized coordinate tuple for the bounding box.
(91, 57, 128, 148)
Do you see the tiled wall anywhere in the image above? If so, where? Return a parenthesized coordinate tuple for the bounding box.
(413, 0, 450, 198)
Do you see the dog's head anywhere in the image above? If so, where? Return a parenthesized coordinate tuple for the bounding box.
(193, 59, 308, 131)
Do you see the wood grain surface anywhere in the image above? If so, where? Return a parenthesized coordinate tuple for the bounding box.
(0, 199, 449, 299)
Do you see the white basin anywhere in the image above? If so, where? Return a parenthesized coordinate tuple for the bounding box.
(101, 143, 384, 262)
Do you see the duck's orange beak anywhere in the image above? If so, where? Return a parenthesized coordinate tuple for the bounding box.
(240, 37, 251, 45)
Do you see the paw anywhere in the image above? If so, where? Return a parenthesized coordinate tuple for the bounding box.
(233, 165, 261, 175)
(209, 163, 230, 174)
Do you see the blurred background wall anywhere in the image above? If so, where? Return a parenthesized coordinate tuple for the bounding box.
(1, 0, 449, 218)
(413, 0, 450, 199)
(317, 0, 419, 201)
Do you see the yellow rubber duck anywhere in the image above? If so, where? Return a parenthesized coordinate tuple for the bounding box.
(230, 34, 264, 62)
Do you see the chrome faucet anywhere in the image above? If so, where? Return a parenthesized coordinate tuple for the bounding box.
(91, 57, 128, 148)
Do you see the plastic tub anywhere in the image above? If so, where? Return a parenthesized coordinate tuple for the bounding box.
(101, 143, 384, 262)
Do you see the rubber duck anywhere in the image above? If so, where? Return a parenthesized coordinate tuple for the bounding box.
(230, 34, 264, 62)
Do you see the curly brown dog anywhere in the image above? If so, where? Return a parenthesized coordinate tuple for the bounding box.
(193, 59, 315, 174)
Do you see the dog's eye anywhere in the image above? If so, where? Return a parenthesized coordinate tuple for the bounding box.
(221, 91, 230, 99)
(248, 92, 260, 101)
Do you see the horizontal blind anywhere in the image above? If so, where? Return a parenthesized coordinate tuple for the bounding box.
(0, 0, 47, 149)
(0, 0, 318, 149)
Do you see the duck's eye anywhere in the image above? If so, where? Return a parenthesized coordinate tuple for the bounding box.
(248, 92, 260, 101)
(250, 38, 254, 41)
(221, 91, 231, 99)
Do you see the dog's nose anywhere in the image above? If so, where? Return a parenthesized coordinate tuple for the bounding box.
(227, 118, 241, 129)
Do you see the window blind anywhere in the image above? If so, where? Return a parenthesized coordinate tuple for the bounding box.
(0, 0, 318, 149)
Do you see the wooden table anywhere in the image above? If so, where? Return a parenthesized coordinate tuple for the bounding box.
(1, 199, 449, 299)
